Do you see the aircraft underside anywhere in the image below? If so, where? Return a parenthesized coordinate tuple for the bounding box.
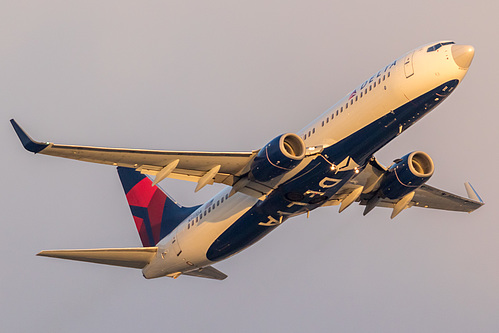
(206, 79, 459, 262)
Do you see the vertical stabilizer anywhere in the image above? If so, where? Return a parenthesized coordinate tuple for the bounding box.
(117, 167, 200, 247)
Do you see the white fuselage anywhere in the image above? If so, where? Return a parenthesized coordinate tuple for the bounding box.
(142, 41, 471, 279)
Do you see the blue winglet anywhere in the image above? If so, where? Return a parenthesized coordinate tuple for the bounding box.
(10, 119, 48, 153)
(464, 182, 484, 204)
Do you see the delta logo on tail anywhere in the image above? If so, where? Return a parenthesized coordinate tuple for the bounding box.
(117, 167, 199, 247)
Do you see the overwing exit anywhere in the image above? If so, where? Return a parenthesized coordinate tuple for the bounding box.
(12, 41, 482, 280)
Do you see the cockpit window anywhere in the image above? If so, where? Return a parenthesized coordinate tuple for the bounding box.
(427, 41, 455, 52)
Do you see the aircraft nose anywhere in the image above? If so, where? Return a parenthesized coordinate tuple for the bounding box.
(451, 44, 475, 69)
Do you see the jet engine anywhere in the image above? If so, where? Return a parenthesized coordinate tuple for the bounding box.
(250, 133, 306, 182)
(379, 151, 434, 199)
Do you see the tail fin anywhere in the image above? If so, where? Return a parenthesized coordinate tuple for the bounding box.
(117, 167, 200, 247)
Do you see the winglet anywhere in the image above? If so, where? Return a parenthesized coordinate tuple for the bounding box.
(10, 119, 49, 153)
(464, 182, 483, 203)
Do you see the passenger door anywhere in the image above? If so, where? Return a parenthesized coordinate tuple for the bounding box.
(404, 51, 415, 78)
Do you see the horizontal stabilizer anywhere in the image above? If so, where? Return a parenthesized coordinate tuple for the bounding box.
(183, 266, 228, 280)
(37, 247, 157, 269)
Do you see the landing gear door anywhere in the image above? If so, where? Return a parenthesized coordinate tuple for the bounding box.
(404, 51, 415, 78)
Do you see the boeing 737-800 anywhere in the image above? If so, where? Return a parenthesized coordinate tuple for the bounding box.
(11, 41, 483, 280)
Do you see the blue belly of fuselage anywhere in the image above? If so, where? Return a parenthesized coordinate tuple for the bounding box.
(206, 80, 458, 262)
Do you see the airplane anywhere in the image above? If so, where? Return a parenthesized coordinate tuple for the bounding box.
(11, 41, 483, 280)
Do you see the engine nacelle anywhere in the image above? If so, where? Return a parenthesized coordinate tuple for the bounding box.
(379, 151, 434, 199)
(250, 133, 306, 182)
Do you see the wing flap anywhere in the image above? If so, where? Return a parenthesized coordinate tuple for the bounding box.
(37, 247, 158, 269)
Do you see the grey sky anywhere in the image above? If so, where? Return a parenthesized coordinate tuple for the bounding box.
(2, 1, 498, 332)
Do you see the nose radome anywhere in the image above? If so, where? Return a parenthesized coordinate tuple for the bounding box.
(451, 45, 475, 69)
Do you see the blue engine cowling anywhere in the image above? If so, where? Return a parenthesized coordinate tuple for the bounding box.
(250, 133, 306, 182)
(379, 151, 434, 199)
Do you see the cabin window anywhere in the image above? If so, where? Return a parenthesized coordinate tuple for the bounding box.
(378, 78, 381, 84)
(322, 121, 324, 127)
(188, 224, 190, 229)
(204, 211, 206, 216)
(388, 72, 390, 78)
(345, 103, 348, 109)
(226, 194, 229, 199)
(212, 204, 215, 209)
(221, 197, 224, 203)
(312, 128, 315, 134)
(326, 117, 329, 123)
(383, 75, 386, 81)
(217, 201, 219, 206)
(369, 85, 372, 91)
(338, 108, 341, 114)
(365, 88, 367, 94)
(355, 96, 358, 102)
(374, 81, 377, 88)
(331, 113, 334, 119)
(303, 135, 306, 140)
(208, 207, 211, 213)
(360, 91, 363, 98)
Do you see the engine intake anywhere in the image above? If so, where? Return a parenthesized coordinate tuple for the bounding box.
(250, 133, 306, 182)
(379, 151, 434, 199)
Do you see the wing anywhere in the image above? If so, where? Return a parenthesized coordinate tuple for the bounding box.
(11, 119, 256, 189)
(325, 157, 484, 218)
